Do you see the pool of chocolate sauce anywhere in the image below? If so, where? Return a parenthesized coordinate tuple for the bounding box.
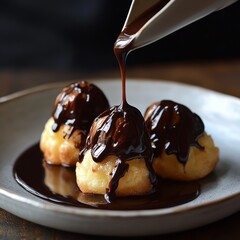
(13, 143, 200, 210)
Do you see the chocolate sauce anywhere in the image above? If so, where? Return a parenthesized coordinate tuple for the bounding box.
(79, 102, 157, 202)
(13, 144, 200, 210)
(52, 81, 109, 137)
(144, 100, 205, 164)
(114, 0, 171, 101)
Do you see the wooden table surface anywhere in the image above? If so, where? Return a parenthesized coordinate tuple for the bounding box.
(0, 59, 240, 239)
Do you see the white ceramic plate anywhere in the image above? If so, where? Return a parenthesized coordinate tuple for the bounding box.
(0, 79, 240, 236)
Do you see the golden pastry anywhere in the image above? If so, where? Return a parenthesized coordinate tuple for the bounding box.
(144, 100, 219, 181)
(40, 81, 109, 166)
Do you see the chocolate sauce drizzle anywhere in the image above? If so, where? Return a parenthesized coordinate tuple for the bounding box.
(144, 100, 205, 164)
(79, 102, 157, 202)
(52, 81, 109, 137)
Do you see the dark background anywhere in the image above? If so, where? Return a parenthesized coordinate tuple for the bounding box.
(0, 0, 239, 71)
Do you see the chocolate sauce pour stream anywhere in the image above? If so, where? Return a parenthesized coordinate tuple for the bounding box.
(114, 0, 171, 100)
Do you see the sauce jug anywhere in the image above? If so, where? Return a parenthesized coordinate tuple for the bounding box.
(118, 0, 238, 50)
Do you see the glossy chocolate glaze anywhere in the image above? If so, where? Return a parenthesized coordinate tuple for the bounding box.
(52, 81, 109, 137)
(79, 102, 157, 202)
(144, 100, 205, 164)
(13, 144, 200, 210)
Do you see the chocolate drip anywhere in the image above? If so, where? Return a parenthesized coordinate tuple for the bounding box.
(144, 100, 205, 164)
(52, 81, 109, 137)
(80, 102, 157, 202)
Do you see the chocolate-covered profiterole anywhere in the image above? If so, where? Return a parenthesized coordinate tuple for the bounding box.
(78, 102, 157, 202)
(144, 100, 219, 181)
(40, 81, 109, 166)
(144, 100, 204, 164)
(52, 81, 109, 137)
